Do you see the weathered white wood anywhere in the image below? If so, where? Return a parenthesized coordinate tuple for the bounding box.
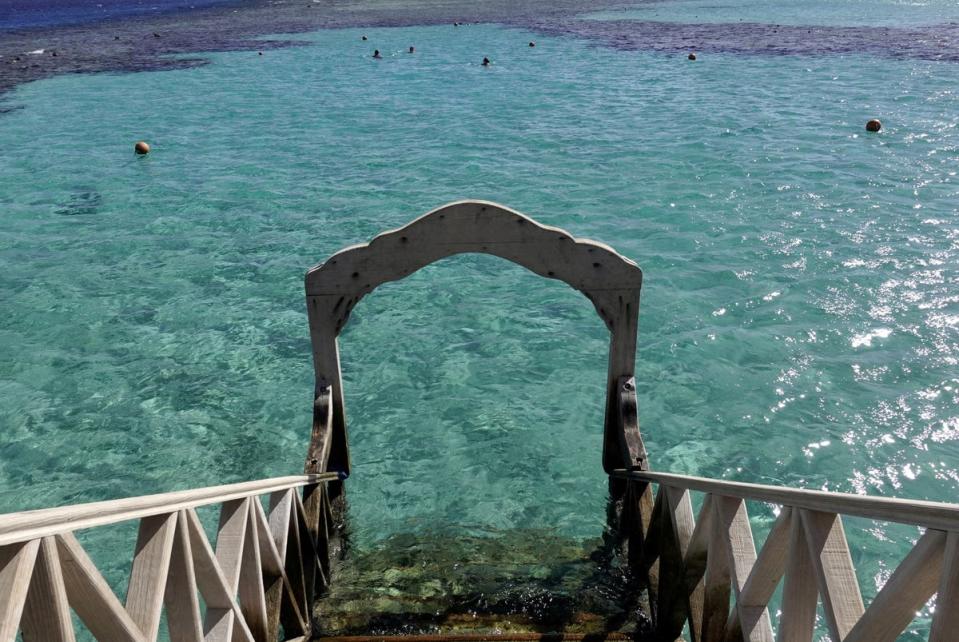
(0, 474, 337, 547)
(702, 498, 730, 642)
(799, 510, 864, 642)
(305, 201, 644, 476)
(165, 512, 204, 642)
(237, 500, 269, 642)
(126, 513, 178, 641)
(252, 497, 308, 637)
(776, 511, 817, 642)
(55, 531, 147, 642)
(664, 486, 703, 641)
(0, 539, 39, 641)
(713, 496, 773, 642)
(616, 470, 959, 532)
(215, 499, 250, 593)
(738, 508, 792, 608)
(21, 537, 75, 642)
(930, 530, 959, 642)
(725, 507, 792, 639)
(183, 509, 255, 642)
(844, 528, 944, 642)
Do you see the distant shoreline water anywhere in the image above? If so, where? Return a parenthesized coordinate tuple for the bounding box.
(2, 0, 959, 100)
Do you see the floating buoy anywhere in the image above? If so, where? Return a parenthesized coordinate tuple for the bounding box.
(134, 141, 150, 155)
(688, 52, 697, 60)
(529, 41, 535, 47)
(866, 119, 882, 132)
(482, 57, 490, 66)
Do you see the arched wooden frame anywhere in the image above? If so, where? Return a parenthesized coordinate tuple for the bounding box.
(303, 200, 647, 479)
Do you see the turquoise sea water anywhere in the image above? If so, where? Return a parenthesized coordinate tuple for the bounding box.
(1, 7, 959, 638)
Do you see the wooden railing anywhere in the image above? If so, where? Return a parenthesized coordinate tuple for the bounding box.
(0, 473, 339, 642)
(613, 469, 959, 642)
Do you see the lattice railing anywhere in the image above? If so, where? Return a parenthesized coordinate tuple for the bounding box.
(0, 473, 339, 642)
(614, 469, 959, 642)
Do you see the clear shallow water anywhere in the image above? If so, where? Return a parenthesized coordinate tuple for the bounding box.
(0, 14, 958, 639)
(583, 0, 959, 27)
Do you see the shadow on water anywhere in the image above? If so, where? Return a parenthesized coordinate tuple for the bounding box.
(55, 189, 102, 216)
(315, 495, 652, 638)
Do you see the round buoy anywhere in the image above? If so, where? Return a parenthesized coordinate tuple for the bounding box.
(529, 41, 535, 47)
(688, 52, 697, 60)
(866, 119, 882, 133)
(134, 141, 150, 155)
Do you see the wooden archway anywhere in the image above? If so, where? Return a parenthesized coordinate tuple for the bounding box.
(303, 200, 647, 481)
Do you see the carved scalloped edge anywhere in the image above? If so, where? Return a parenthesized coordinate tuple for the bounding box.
(305, 199, 642, 295)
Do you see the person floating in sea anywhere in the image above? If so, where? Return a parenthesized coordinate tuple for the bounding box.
(529, 41, 535, 47)
(362, 35, 368, 40)
(373, 50, 382, 59)
(482, 57, 490, 66)
(409, 46, 415, 53)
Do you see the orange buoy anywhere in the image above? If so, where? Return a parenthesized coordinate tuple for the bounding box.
(866, 119, 882, 132)
(688, 52, 697, 60)
(134, 141, 150, 155)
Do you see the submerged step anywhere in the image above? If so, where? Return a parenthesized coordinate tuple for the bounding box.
(313, 528, 650, 638)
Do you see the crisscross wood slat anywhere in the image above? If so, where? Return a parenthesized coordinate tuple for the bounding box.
(0, 474, 336, 642)
(615, 469, 959, 642)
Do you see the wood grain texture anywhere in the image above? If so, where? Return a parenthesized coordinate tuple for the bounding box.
(930, 530, 959, 642)
(701, 499, 730, 642)
(0, 539, 38, 642)
(0, 474, 336, 547)
(616, 470, 959, 531)
(55, 532, 146, 642)
(126, 513, 177, 641)
(776, 513, 817, 642)
(844, 528, 944, 642)
(21, 537, 75, 642)
(165, 512, 204, 642)
(713, 497, 773, 642)
(799, 510, 864, 642)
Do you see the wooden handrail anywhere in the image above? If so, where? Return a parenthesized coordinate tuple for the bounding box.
(613, 469, 959, 530)
(0, 473, 339, 546)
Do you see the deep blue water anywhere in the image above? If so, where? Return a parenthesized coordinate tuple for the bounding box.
(0, 0, 237, 30)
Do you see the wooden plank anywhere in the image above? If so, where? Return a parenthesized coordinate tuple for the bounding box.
(713, 496, 773, 642)
(215, 499, 250, 593)
(252, 498, 308, 638)
(0, 474, 338, 547)
(930, 530, 959, 642)
(776, 510, 817, 642)
(702, 498, 731, 642)
(664, 486, 704, 641)
(21, 537, 75, 642)
(237, 501, 269, 642)
(165, 512, 204, 642)
(616, 470, 959, 532)
(126, 512, 178, 641)
(844, 528, 945, 642)
(55, 532, 146, 642)
(182, 509, 255, 642)
(799, 510, 864, 642)
(0, 539, 39, 642)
